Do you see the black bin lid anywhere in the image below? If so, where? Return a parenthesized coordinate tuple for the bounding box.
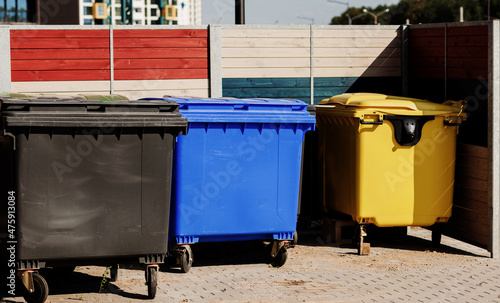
(0, 97, 188, 129)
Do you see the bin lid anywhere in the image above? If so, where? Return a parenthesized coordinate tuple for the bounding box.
(318, 93, 465, 116)
(0, 97, 187, 129)
(142, 97, 316, 124)
(0, 93, 129, 101)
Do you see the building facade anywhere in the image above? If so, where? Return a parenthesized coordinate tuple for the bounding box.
(19, 0, 201, 25)
(80, 0, 202, 25)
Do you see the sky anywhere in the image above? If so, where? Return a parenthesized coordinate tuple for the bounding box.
(202, 0, 400, 25)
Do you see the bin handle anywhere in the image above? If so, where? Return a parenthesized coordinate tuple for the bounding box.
(444, 115, 463, 126)
(444, 120, 462, 126)
(360, 118, 383, 125)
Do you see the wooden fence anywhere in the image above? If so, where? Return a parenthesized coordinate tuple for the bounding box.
(0, 22, 499, 258)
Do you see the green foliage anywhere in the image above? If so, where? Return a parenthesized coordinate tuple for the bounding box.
(330, 0, 491, 25)
(99, 266, 112, 295)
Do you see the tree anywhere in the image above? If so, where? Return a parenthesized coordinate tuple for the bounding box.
(481, 0, 500, 19)
(330, 5, 393, 25)
(331, 0, 488, 25)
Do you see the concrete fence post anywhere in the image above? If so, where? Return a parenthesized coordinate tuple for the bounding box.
(488, 19, 500, 258)
(209, 24, 222, 98)
(0, 26, 11, 93)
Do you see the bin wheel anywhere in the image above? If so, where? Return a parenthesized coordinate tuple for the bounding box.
(291, 231, 298, 247)
(179, 246, 193, 273)
(358, 230, 364, 254)
(357, 224, 370, 256)
(271, 248, 288, 268)
(146, 266, 157, 299)
(432, 225, 443, 248)
(110, 264, 119, 282)
(23, 272, 49, 303)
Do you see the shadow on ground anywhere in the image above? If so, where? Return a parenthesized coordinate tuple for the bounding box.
(2, 267, 150, 301)
(162, 240, 273, 274)
(297, 226, 489, 258)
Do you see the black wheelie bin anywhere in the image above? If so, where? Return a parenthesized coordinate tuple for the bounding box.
(0, 97, 187, 302)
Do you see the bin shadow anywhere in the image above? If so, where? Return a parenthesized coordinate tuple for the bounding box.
(162, 241, 272, 273)
(297, 227, 489, 258)
(7, 268, 149, 301)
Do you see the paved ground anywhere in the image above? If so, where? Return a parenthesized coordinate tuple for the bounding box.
(4, 227, 500, 303)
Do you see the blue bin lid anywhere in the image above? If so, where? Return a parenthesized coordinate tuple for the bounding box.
(141, 97, 316, 124)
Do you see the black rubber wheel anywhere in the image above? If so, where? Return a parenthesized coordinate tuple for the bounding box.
(110, 264, 119, 282)
(147, 266, 157, 299)
(271, 249, 288, 268)
(179, 247, 193, 273)
(23, 272, 49, 303)
(432, 227, 442, 248)
(291, 231, 298, 247)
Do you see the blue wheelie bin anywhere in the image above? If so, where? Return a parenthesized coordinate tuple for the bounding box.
(155, 97, 315, 272)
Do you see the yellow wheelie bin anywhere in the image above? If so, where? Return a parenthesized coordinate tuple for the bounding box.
(316, 93, 467, 254)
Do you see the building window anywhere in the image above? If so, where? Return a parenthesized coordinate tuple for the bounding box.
(84, 19, 93, 25)
(84, 0, 92, 2)
(166, 6, 177, 17)
(1, 0, 29, 23)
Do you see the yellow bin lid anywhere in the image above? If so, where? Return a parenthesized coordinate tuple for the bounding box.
(319, 93, 465, 117)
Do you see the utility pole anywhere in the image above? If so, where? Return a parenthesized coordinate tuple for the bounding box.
(328, 0, 350, 24)
(363, 8, 389, 25)
(488, 0, 491, 20)
(36, 0, 40, 24)
(328, 0, 348, 9)
(346, 12, 366, 25)
(235, 0, 245, 24)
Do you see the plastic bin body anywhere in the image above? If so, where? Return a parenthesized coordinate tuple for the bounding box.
(317, 93, 466, 227)
(163, 98, 315, 244)
(0, 98, 187, 264)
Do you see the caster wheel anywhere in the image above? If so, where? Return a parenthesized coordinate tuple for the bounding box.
(432, 226, 442, 248)
(357, 225, 370, 255)
(179, 246, 193, 273)
(291, 231, 298, 247)
(271, 248, 288, 268)
(110, 264, 119, 282)
(23, 272, 49, 303)
(146, 266, 157, 299)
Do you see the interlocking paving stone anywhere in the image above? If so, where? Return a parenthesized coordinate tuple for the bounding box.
(3, 227, 500, 303)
